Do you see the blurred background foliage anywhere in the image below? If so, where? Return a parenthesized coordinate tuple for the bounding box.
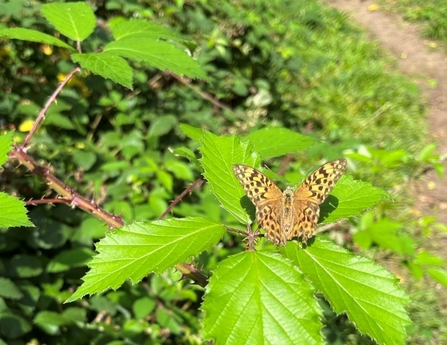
(0, 0, 446, 344)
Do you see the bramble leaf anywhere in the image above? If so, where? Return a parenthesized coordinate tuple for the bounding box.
(202, 251, 324, 344)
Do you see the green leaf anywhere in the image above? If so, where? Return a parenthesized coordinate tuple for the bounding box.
(133, 297, 156, 319)
(0, 193, 34, 228)
(321, 176, 387, 223)
(356, 218, 415, 256)
(63, 307, 87, 323)
(111, 19, 185, 42)
(427, 268, 447, 287)
(0, 131, 13, 166)
(156, 308, 182, 334)
(244, 128, 316, 159)
(377, 233, 415, 256)
(45, 113, 74, 129)
(0, 311, 32, 339)
(202, 251, 323, 345)
(414, 250, 445, 266)
(72, 150, 97, 171)
(0, 278, 23, 299)
(66, 217, 226, 302)
(165, 159, 194, 181)
(104, 38, 207, 80)
(41, 2, 96, 41)
(180, 123, 204, 141)
(71, 53, 133, 89)
(8, 255, 43, 278)
(0, 28, 74, 50)
(34, 310, 72, 327)
(34, 311, 72, 334)
(47, 247, 96, 273)
(199, 131, 260, 224)
(407, 261, 424, 280)
(148, 115, 178, 137)
(283, 238, 411, 345)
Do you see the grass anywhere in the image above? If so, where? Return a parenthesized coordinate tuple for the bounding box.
(378, 0, 447, 42)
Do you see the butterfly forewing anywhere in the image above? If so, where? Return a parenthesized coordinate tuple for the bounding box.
(291, 159, 347, 241)
(294, 159, 347, 203)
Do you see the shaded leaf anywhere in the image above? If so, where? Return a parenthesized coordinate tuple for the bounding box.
(0, 28, 74, 50)
(0, 278, 23, 299)
(72, 53, 133, 89)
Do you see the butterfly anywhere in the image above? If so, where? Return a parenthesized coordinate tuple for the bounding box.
(233, 159, 347, 246)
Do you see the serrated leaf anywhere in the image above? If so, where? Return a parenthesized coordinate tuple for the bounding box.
(202, 251, 324, 345)
(104, 38, 207, 80)
(111, 19, 184, 42)
(199, 131, 260, 224)
(72, 53, 133, 89)
(0, 131, 13, 166)
(321, 176, 387, 223)
(0, 193, 34, 228)
(66, 217, 225, 302)
(244, 128, 316, 159)
(283, 238, 411, 345)
(41, 2, 95, 41)
(0, 278, 23, 299)
(0, 28, 74, 50)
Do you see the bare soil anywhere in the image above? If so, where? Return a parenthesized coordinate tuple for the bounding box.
(325, 0, 447, 224)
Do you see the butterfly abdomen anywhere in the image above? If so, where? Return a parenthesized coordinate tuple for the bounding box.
(281, 187, 295, 236)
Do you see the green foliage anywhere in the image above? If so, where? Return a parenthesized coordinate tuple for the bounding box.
(68, 127, 408, 344)
(0, 0, 442, 344)
(0, 2, 205, 89)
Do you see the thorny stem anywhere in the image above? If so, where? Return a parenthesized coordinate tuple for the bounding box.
(226, 225, 261, 251)
(166, 71, 236, 114)
(21, 66, 81, 148)
(158, 179, 205, 220)
(226, 226, 249, 237)
(13, 146, 124, 229)
(12, 145, 211, 287)
(11, 66, 211, 287)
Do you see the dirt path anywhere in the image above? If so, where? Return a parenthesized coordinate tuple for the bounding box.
(325, 0, 447, 223)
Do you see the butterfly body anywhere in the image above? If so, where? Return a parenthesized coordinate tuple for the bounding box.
(233, 159, 347, 246)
